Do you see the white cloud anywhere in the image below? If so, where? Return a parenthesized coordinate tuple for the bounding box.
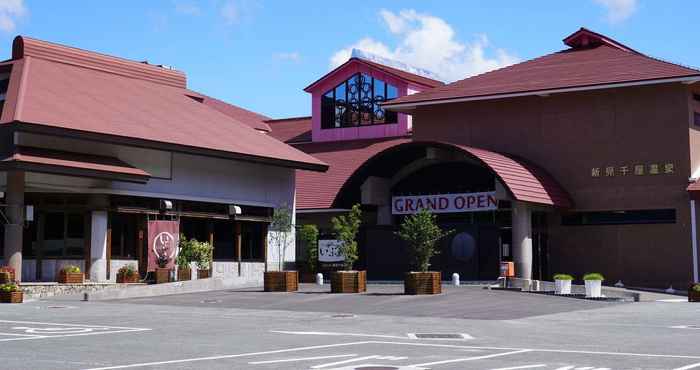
(174, 1, 201, 16)
(220, 0, 239, 24)
(330, 9, 518, 82)
(594, 0, 637, 24)
(274, 52, 301, 62)
(0, 0, 26, 32)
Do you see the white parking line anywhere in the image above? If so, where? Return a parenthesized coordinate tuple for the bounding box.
(406, 349, 531, 367)
(248, 354, 357, 364)
(675, 362, 700, 370)
(490, 365, 547, 370)
(271, 330, 407, 339)
(0, 320, 150, 342)
(311, 355, 383, 368)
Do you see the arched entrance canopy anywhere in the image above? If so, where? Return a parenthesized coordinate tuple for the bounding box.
(332, 141, 572, 209)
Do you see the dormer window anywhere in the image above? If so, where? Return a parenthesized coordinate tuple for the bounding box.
(321, 73, 398, 129)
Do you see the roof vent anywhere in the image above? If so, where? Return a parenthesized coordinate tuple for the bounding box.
(563, 27, 637, 53)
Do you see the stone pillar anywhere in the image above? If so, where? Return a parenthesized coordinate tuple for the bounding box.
(3, 171, 24, 282)
(512, 201, 532, 280)
(89, 195, 109, 282)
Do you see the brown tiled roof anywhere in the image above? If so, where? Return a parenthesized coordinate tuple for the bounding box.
(196, 94, 271, 132)
(1, 36, 327, 172)
(266, 116, 312, 143)
(385, 28, 700, 108)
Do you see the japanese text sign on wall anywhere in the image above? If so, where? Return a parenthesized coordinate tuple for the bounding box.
(391, 191, 497, 215)
(318, 239, 345, 263)
(591, 163, 675, 178)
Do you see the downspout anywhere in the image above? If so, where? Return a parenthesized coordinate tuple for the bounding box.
(692, 200, 699, 283)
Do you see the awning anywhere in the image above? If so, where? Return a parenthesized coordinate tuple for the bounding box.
(0, 146, 151, 183)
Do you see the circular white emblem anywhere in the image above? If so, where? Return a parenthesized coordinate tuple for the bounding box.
(152, 231, 178, 261)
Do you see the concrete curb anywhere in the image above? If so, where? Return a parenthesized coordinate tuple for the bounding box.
(85, 278, 260, 301)
(504, 278, 641, 302)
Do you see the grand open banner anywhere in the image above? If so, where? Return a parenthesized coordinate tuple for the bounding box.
(391, 191, 498, 215)
(147, 220, 180, 271)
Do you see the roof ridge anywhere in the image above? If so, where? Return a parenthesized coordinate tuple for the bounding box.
(265, 116, 312, 123)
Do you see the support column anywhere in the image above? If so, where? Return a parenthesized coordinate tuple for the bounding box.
(235, 222, 242, 276)
(89, 195, 109, 282)
(4, 171, 24, 282)
(512, 201, 532, 280)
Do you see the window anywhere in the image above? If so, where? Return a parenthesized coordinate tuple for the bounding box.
(321, 73, 399, 129)
(40, 212, 87, 258)
(110, 213, 139, 259)
(695, 111, 700, 127)
(241, 222, 264, 261)
(213, 220, 235, 261)
(562, 209, 676, 226)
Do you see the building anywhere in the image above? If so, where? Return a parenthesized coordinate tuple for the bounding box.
(0, 36, 327, 283)
(270, 28, 700, 289)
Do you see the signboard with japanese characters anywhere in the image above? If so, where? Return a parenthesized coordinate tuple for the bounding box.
(318, 239, 345, 263)
(591, 162, 675, 178)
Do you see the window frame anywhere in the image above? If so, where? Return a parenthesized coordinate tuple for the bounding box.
(320, 73, 399, 130)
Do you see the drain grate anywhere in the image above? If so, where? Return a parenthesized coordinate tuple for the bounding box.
(200, 299, 221, 304)
(409, 333, 469, 340)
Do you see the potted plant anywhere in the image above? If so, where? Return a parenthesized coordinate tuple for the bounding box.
(298, 224, 319, 283)
(689, 283, 700, 302)
(0, 283, 22, 303)
(58, 265, 84, 284)
(330, 204, 365, 294)
(264, 204, 299, 292)
(396, 209, 452, 295)
(193, 239, 213, 279)
(583, 272, 604, 298)
(553, 273, 574, 295)
(116, 264, 139, 283)
(155, 254, 171, 284)
(0, 266, 15, 283)
(176, 234, 194, 281)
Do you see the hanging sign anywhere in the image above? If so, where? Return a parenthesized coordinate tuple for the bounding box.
(392, 191, 498, 215)
(318, 239, 345, 263)
(147, 220, 180, 271)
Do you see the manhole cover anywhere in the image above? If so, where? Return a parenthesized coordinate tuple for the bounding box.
(330, 314, 356, 318)
(409, 333, 469, 339)
(200, 299, 221, 304)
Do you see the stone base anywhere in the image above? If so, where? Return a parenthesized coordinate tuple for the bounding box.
(264, 271, 298, 292)
(331, 271, 366, 293)
(0, 291, 22, 303)
(404, 271, 442, 295)
(58, 272, 84, 284)
(20, 282, 146, 300)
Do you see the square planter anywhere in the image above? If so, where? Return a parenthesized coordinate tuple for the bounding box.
(554, 279, 572, 295)
(178, 268, 192, 281)
(585, 280, 602, 298)
(198, 269, 210, 279)
(299, 272, 317, 284)
(264, 271, 299, 292)
(331, 271, 366, 293)
(689, 286, 700, 302)
(0, 269, 15, 283)
(58, 271, 84, 284)
(404, 271, 442, 295)
(116, 273, 139, 284)
(155, 268, 171, 284)
(0, 291, 23, 303)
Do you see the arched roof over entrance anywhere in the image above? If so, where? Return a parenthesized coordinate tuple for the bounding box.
(332, 141, 573, 209)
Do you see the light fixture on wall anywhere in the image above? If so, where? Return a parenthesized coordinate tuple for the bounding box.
(228, 205, 242, 215)
(160, 199, 173, 211)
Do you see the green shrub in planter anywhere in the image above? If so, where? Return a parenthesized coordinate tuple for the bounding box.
(583, 272, 604, 281)
(0, 283, 19, 293)
(692, 284, 700, 292)
(553, 273, 574, 281)
(60, 265, 81, 274)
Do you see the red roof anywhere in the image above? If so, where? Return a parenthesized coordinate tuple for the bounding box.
(385, 28, 700, 108)
(293, 139, 571, 210)
(304, 57, 444, 92)
(196, 93, 271, 132)
(0, 146, 151, 183)
(266, 116, 312, 143)
(1, 36, 327, 172)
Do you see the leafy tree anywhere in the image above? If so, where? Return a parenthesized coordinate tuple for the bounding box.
(269, 203, 293, 270)
(331, 204, 362, 271)
(395, 209, 453, 272)
(298, 224, 319, 273)
(178, 234, 212, 270)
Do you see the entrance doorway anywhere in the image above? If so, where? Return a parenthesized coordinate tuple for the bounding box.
(531, 212, 549, 281)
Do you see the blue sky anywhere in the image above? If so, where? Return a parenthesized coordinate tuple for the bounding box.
(0, 0, 697, 118)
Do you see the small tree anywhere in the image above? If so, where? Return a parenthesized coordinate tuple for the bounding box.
(270, 203, 293, 271)
(177, 234, 195, 270)
(331, 204, 362, 271)
(395, 209, 452, 272)
(298, 224, 319, 273)
(193, 240, 213, 270)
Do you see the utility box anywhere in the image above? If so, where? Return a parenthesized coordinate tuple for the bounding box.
(500, 261, 515, 278)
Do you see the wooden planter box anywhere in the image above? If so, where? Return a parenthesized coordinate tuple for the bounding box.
(58, 271, 84, 284)
(116, 273, 139, 284)
(198, 269, 210, 279)
(178, 268, 192, 281)
(264, 271, 299, 292)
(300, 272, 317, 283)
(689, 286, 700, 302)
(0, 291, 23, 303)
(0, 269, 15, 283)
(405, 271, 442, 295)
(155, 268, 171, 284)
(331, 271, 366, 293)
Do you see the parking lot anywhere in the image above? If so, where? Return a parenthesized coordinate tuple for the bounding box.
(1, 284, 699, 369)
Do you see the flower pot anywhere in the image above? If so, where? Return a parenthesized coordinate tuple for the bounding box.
(0, 291, 22, 303)
(58, 271, 84, 284)
(116, 273, 139, 284)
(554, 279, 572, 295)
(264, 271, 299, 292)
(0, 269, 15, 283)
(585, 280, 602, 298)
(299, 272, 317, 283)
(178, 268, 192, 281)
(330, 271, 366, 293)
(197, 269, 210, 279)
(688, 285, 700, 302)
(155, 268, 171, 284)
(404, 271, 442, 295)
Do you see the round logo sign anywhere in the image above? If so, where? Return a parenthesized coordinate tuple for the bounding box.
(152, 231, 178, 261)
